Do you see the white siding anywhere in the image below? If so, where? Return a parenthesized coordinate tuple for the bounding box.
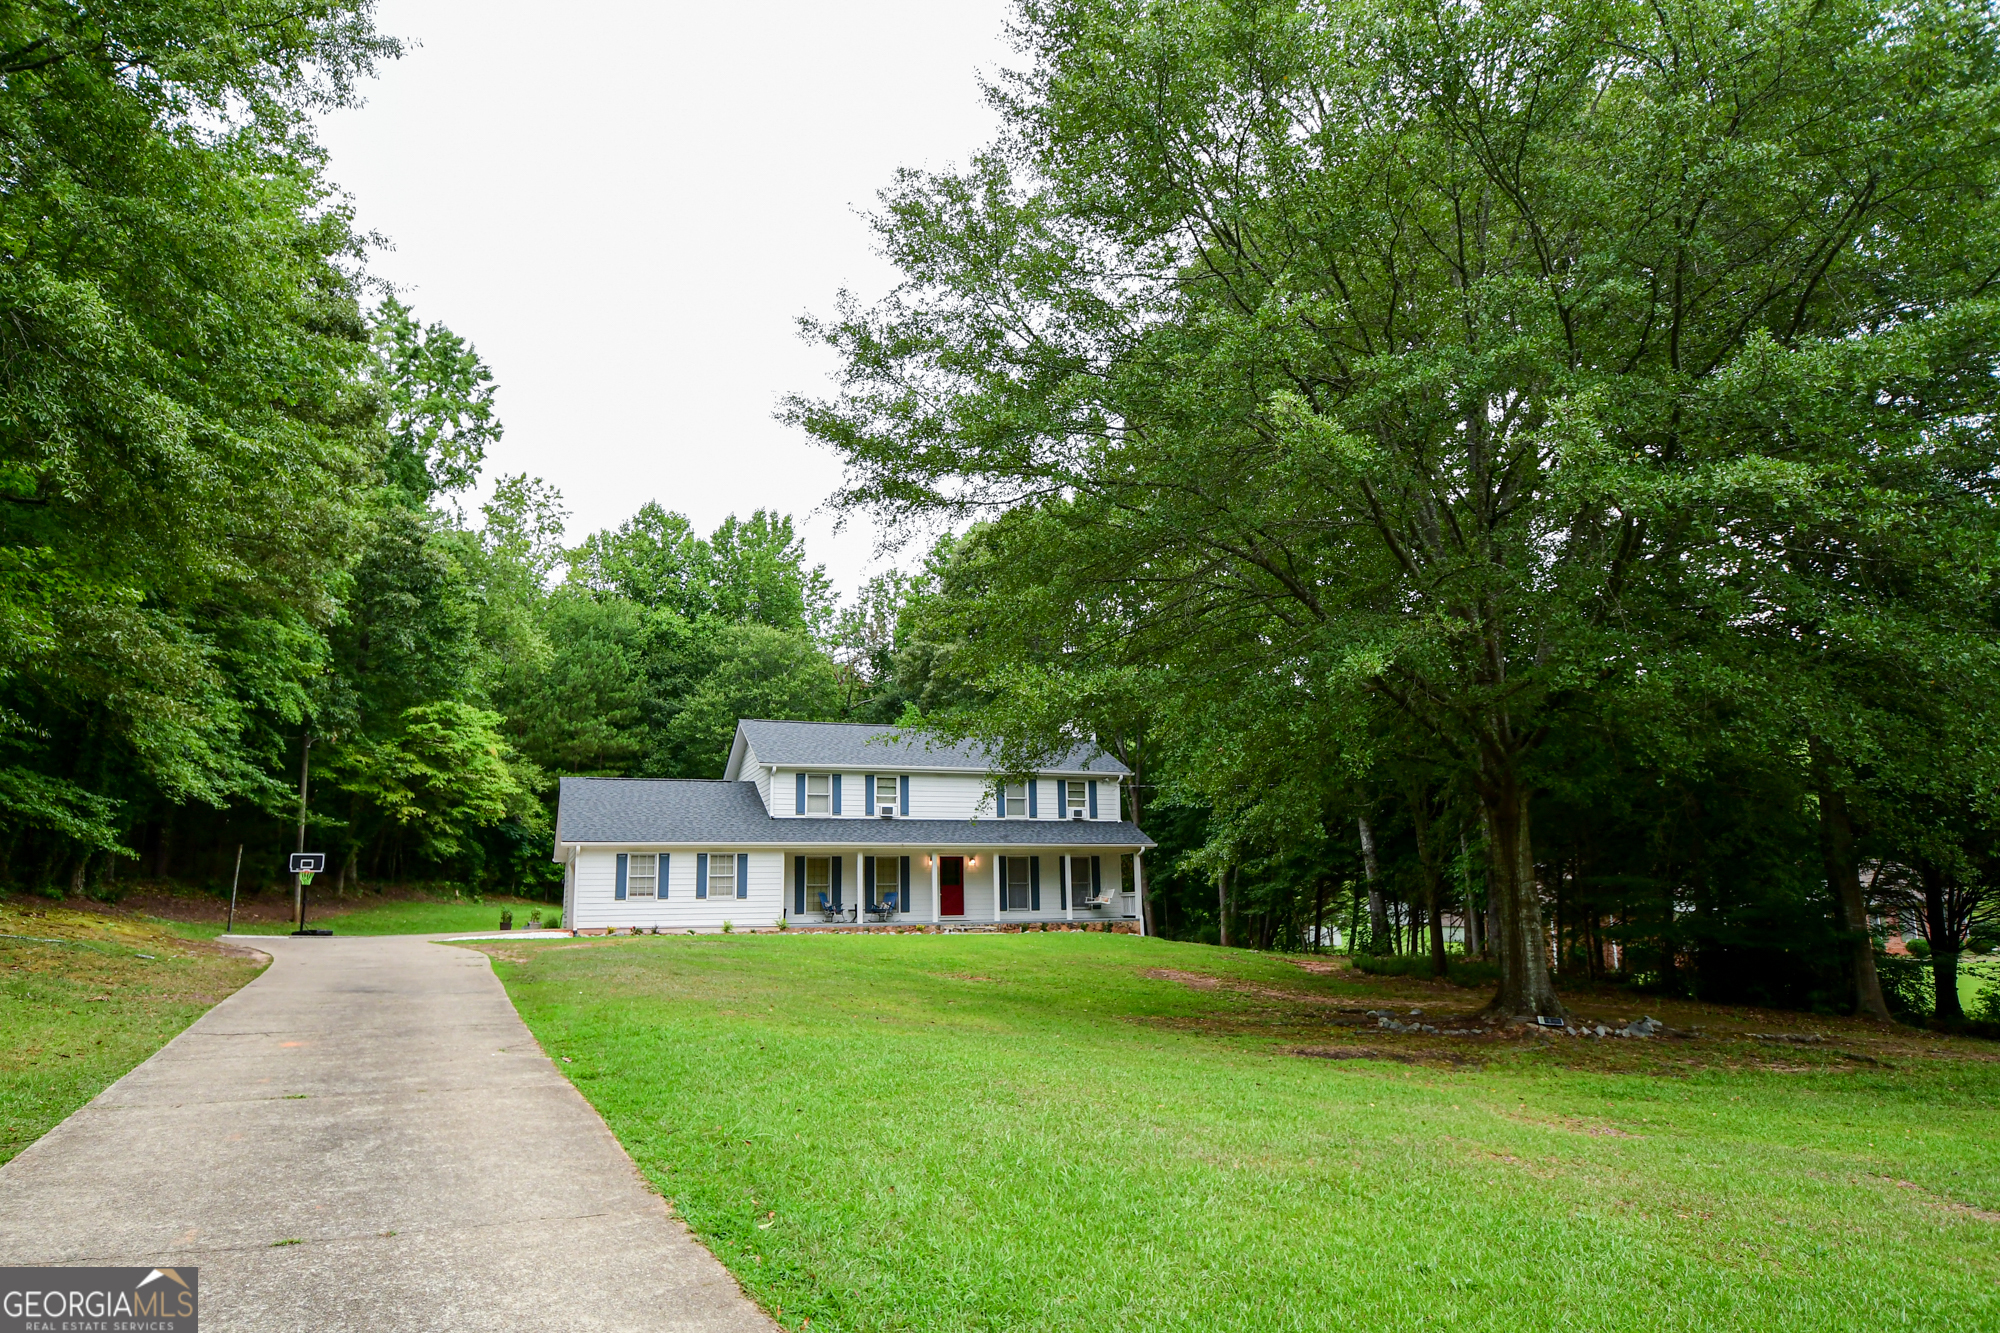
(764, 769, 1121, 821)
(571, 849, 787, 931)
(906, 772, 993, 819)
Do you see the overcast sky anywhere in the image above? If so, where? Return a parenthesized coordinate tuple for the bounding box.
(317, 0, 1015, 598)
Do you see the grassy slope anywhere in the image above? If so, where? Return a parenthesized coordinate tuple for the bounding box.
(0, 900, 263, 1165)
(212, 895, 553, 937)
(488, 933, 2000, 1333)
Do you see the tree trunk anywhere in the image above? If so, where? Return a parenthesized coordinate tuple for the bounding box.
(1310, 878, 1326, 953)
(1358, 815, 1386, 951)
(1428, 896, 1447, 976)
(1408, 789, 1449, 977)
(1919, 862, 1965, 1025)
(1216, 866, 1230, 948)
(1477, 771, 1565, 1021)
(1810, 741, 1892, 1021)
(1461, 831, 1483, 956)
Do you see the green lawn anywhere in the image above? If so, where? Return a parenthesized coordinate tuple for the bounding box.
(487, 932, 2000, 1333)
(0, 900, 263, 1165)
(214, 895, 554, 937)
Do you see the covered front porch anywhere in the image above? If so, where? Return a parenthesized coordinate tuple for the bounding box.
(787, 846, 1144, 929)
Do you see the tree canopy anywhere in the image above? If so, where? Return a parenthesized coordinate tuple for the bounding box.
(791, 0, 2000, 1020)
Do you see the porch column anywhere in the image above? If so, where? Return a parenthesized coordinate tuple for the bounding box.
(1064, 854, 1075, 923)
(1134, 847, 1149, 937)
(992, 853, 1001, 924)
(930, 852, 941, 924)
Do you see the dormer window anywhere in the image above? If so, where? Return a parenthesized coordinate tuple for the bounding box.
(805, 773, 831, 814)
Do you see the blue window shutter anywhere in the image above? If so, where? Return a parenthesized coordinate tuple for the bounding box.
(865, 774, 876, 814)
(864, 855, 876, 909)
(900, 855, 911, 911)
(995, 783, 1006, 817)
(1092, 856, 1102, 895)
(737, 853, 749, 899)
(1059, 856, 1068, 910)
(996, 855, 1006, 911)
(795, 773, 806, 815)
(1056, 779, 1066, 814)
(696, 853, 709, 900)
(794, 856, 805, 916)
(831, 855, 842, 908)
(615, 853, 628, 901)
(660, 852, 669, 899)
(1028, 780, 1038, 818)
(832, 774, 843, 816)
(1030, 856, 1041, 910)
(1089, 780, 1099, 819)
(899, 775, 909, 816)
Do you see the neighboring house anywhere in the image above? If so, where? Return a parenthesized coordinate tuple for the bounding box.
(554, 718, 1154, 933)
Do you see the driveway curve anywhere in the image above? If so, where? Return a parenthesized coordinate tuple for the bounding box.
(0, 934, 774, 1332)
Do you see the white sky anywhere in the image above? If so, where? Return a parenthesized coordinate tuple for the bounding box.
(317, 0, 1015, 599)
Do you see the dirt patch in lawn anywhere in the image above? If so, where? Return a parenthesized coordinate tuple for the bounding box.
(1143, 956, 1998, 1073)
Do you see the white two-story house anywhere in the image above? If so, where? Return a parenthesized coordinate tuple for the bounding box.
(554, 719, 1153, 933)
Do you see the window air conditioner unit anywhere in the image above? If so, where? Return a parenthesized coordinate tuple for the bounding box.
(1071, 810, 1086, 820)
(880, 806, 895, 818)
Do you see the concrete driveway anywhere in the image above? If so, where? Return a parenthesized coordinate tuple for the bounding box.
(0, 934, 775, 1332)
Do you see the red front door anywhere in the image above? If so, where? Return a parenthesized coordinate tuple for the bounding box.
(940, 857, 965, 916)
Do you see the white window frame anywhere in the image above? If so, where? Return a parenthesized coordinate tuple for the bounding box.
(1003, 781, 1027, 818)
(875, 774, 898, 814)
(805, 773, 831, 814)
(1065, 781, 1087, 816)
(805, 856, 832, 909)
(628, 852, 659, 899)
(707, 852, 738, 900)
(1005, 856, 1032, 911)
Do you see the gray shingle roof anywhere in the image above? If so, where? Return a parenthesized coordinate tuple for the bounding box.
(556, 777, 1153, 848)
(733, 719, 1128, 776)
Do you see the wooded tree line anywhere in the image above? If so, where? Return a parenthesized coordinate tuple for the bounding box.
(789, 0, 2000, 1024)
(0, 1, 903, 904)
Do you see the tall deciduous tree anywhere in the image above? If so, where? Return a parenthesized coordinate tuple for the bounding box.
(792, 0, 2000, 1017)
(0, 1, 395, 865)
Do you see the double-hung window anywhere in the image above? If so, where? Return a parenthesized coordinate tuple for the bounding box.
(1005, 856, 1032, 911)
(1065, 781, 1087, 817)
(805, 773, 831, 814)
(705, 853, 738, 900)
(875, 775, 898, 816)
(1003, 781, 1027, 817)
(805, 856, 832, 910)
(627, 853, 658, 899)
(870, 855, 902, 910)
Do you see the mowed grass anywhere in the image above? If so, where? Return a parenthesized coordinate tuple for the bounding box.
(0, 899, 263, 1165)
(217, 894, 553, 937)
(487, 933, 2000, 1333)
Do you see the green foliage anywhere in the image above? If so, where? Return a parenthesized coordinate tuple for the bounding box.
(0, 0, 391, 867)
(367, 296, 502, 503)
(567, 504, 832, 634)
(319, 702, 540, 864)
(1349, 951, 1500, 990)
(793, 0, 2000, 1018)
(661, 623, 844, 778)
